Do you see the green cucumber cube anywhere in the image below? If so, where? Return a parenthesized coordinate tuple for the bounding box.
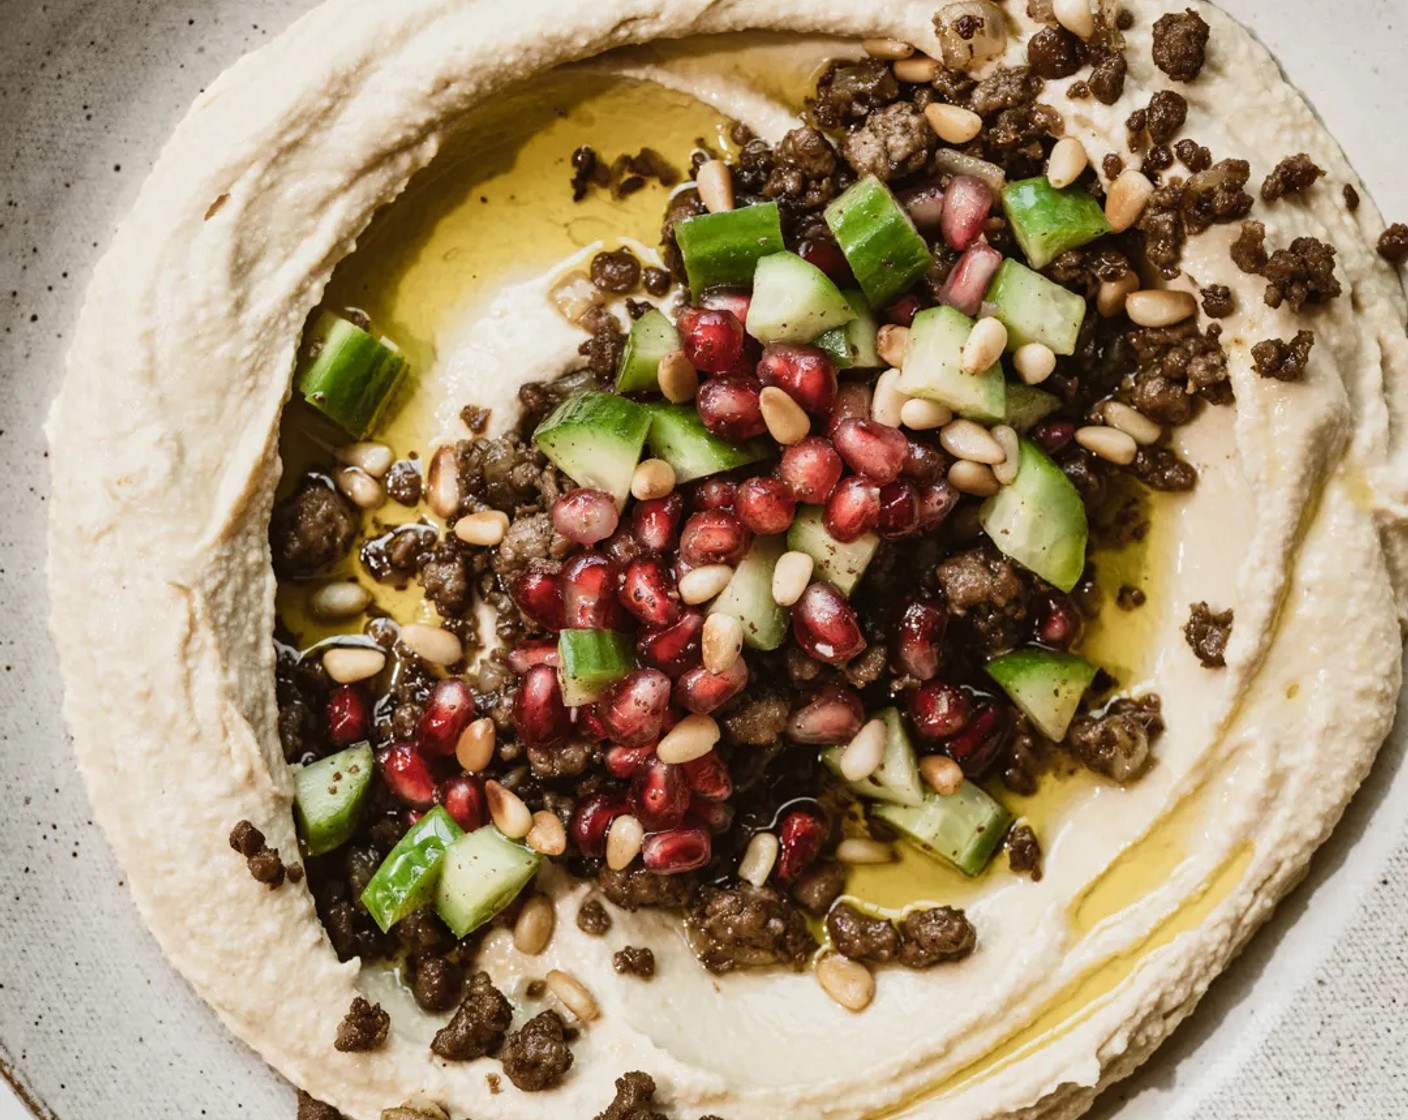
(825, 176, 935, 308)
(615, 309, 681, 393)
(675, 201, 785, 294)
(557, 629, 636, 707)
(533, 391, 651, 505)
(294, 743, 374, 857)
(710, 535, 789, 651)
(1001, 178, 1112, 270)
(986, 648, 1098, 741)
(979, 438, 1089, 593)
(360, 806, 463, 933)
(874, 784, 1013, 877)
(1002, 383, 1062, 432)
(898, 305, 1006, 423)
(821, 707, 924, 806)
(644, 403, 772, 483)
(985, 259, 1087, 357)
(786, 507, 879, 597)
(296, 311, 408, 438)
(814, 290, 882, 370)
(434, 826, 542, 938)
(745, 252, 857, 345)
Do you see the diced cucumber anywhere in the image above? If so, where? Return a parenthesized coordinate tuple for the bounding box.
(360, 806, 463, 933)
(898, 305, 1006, 423)
(710, 535, 788, 651)
(1003, 383, 1062, 432)
(979, 438, 1088, 593)
(644, 403, 772, 483)
(814, 290, 882, 370)
(787, 507, 879, 597)
(675, 201, 785, 294)
(821, 707, 924, 806)
(745, 252, 857, 345)
(434, 826, 543, 938)
(294, 743, 374, 857)
(1001, 178, 1112, 271)
(615, 309, 680, 393)
(557, 629, 636, 707)
(986, 648, 1098, 741)
(874, 784, 1013, 877)
(985, 259, 1087, 357)
(296, 311, 408, 438)
(825, 176, 935, 309)
(533, 391, 651, 505)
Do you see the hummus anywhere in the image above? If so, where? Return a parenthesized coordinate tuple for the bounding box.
(46, 2, 1408, 1119)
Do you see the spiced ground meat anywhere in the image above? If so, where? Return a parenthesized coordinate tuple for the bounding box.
(689, 884, 817, 973)
(599, 866, 699, 911)
(334, 996, 390, 1052)
(1185, 601, 1233, 668)
(590, 248, 642, 294)
(791, 861, 847, 917)
(500, 1010, 574, 1092)
(1007, 824, 1043, 881)
(1026, 26, 1087, 80)
(431, 971, 513, 1061)
(1151, 8, 1210, 82)
(896, 907, 977, 968)
(296, 1091, 344, 1120)
(1086, 49, 1128, 105)
(1200, 284, 1235, 318)
(384, 459, 422, 506)
(577, 898, 613, 935)
(228, 820, 287, 889)
(826, 902, 900, 963)
(1261, 153, 1324, 202)
(594, 1072, 666, 1120)
(271, 479, 357, 578)
(1378, 223, 1408, 264)
(1129, 446, 1198, 492)
(612, 946, 657, 979)
(1065, 695, 1163, 782)
(839, 101, 934, 183)
(1230, 219, 1269, 274)
(1144, 90, 1188, 145)
(1262, 237, 1343, 311)
(1252, 330, 1315, 382)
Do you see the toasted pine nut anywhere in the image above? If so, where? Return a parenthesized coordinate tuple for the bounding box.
(513, 894, 555, 955)
(920, 754, 965, 796)
(924, 102, 983, 145)
(658, 350, 699, 403)
(335, 441, 395, 478)
(309, 581, 372, 621)
(839, 719, 888, 782)
(426, 445, 461, 519)
(546, 969, 600, 1023)
(870, 368, 909, 428)
(456, 717, 497, 772)
(679, 564, 734, 605)
(322, 646, 386, 684)
(334, 466, 385, 511)
(863, 37, 915, 60)
(1105, 170, 1155, 234)
(760, 386, 811, 445)
(738, 831, 780, 887)
(948, 459, 1001, 497)
(1125, 289, 1198, 328)
(527, 810, 567, 856)
(657, 713, 721, 765)
(606, 813, 645, 870)
(900, 397, 953, 431)
(550, 270, 602, 326)
(702, 613, 744, 675)
(875, 324, 911, 368)
(940, 418, 1006, 465)
(961, 317, 1008, 375)
(991, 424, 1021, 486)
(1097, 272, 1141, 318)
(771, 550, 814, 607)
(1075, 425, 1139, 465)
(1102, 401, 1163, 445)
(486, 780, 533, 839)
(1046, 136, 1090, 190)
(1012, 342, 1058, 385)
(696, 159, 735, 214)
(399, 623, 463, 665)
(1053, 0, 1096, 39)
(893, 55, 940, 83)
(631, 458, 676, 502)
(836, 837, 895, 865)
(816, 953, 875, 1012)
(454, 509, 510, 547)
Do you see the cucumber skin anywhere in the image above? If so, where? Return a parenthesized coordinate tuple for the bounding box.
(533, 391, 651, 504)
(615, 309, 680, 393)
(360, 806, 464, 933)
(435, 826, 542, 938)
(745, 252, 857, 345)
(985, 259, 1087, 357)
(294, 743, 375, 857)
(825, 176, 935, 309)
(675, 202, 785, 294)
(644, 403, 772, 483)
(815, 290, 882, 370)
(822, 708, 925, 806)
(874, 784, 1013, 877)
(1003, 383, 1062, 432)
(787, 507, 879, 597)
(979, 438, 1089, 593)
(986, 648, 1098, 741)
(899, 306, 1006, 423)
(297, 311, 408, 438)
(1001, 179, 1112, 271)
(710, 535, 789, 651)
(557, 629, 637, 706)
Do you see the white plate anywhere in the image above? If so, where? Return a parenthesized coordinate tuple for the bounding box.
(1, 1, 1405, 1118)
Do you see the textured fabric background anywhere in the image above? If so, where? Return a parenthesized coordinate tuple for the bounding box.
(1, 1, 1404, 1117)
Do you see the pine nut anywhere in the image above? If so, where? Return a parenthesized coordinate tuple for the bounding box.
(1053, 0, 1096, 39)
(870, 368, 909, 428)
(1097, 272, 1141, 318)
(1012, 342, 1058, 385)
(399, 623, 463, 665)
(1102, 401, 1163, 445)
(863, 37, 915, 60)
(991, 424, 1021, 486)
(334, 441, 395, 479)
(679, 564, 734, 605)
(738, 831, 780, 887)
(1046, 136, 1089, 190)
(1105, 170, 1155, 234)
(875, 324, 911, 369)
(485, 780, 533, 839)
(948, 459, 1001, 497)
(309, 581, 372, 621)
(1125, 289, 1198, 328)
(426, 445, 461, 519)
(961, 317, 1008, 375)
(527, 810, 567, 857)
(760, 386, 811, 445)
(696, 159, 735, 214)
(657, 713, 721, 765)
(513, 895, 555, 956)
(920, 754, 965, 796)
(546, 969, 600, 1023)
(322, 646, 386, 684)
(631, 458, 676, 501)
(940, 418, 1006, 465)
(550, 270, 602, 326)
(839, 719, 888, 782)
(606, 813, 645, 870)
(771, 551, 814, 607)
(816, 953, 875, 1012)
(900, 398, 953, 431)
(658, 350, 699, 403)
(454, 509, 510, 547)
(456, 717, 497, 772)
(1075, 425, 1139, 465)
(893, 55, 940, 84)
(924, 102, 983, 145)
(836, 837, 895, 865)
(334, 466, 385, 511)
(702, 613, 744, 675)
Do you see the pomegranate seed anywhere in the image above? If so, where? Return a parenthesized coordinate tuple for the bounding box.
(675, 657, 749, 714)
(696, 375, 766, 441)
(551, 488, 619, 545)
(326, 685, 368, 747)
(599, 669, 673, 747)
(733, 477, 797, 535)
(915, 481, 961, 532)
(785, 684, 865, 744)
(601, 527, 646, 567)
(686, 795, 736, 834)
(902, 438, 949, 484)
(436, 774, 486, 832)
(832, 417, 909, 484)
(944, 702, 1011, 776)
(619, 557, 683, 628)
(699, 289, 752, 322)
(776, 810, 826, 883)
(792, 582, 867, 665)
(632, 493, 685, 552)
(415, 678, 477, 756)
(376, 743, 437, 809)
(823, 476, 881, 543)
(512, 563, 565, 632)
(691, 478, 737, 512)
(682, 751, 733, 801)
(506, 639, 560, 675)
(641, 827, 712, 874)
(876, 481, 920, 539)
(1036, 594, 1083, 650)
(797, 237, 854, 284)
(938, 242, 1004, 317)
(757, 344, 839, 415)
(940, 175, 995, 251)
(680, 510, 750, 567)
(827, 381, 874, 437)
(560, 552, 621, 630)
(892, 600, 947, 681)
(898, 183, 947, 232)
(1033, 419, 1076, 455)
(780, 437, 844, 504)
(632, 757, 690, 831)
(881, 294, 923, 327)
(907, 681, 972, 740)
(512, 664, 572, 747)
(678, 307, 745, 373)
(606, 744, 656, 779)
(637, 610, 705, 676)
(571, 792, 631, 857)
